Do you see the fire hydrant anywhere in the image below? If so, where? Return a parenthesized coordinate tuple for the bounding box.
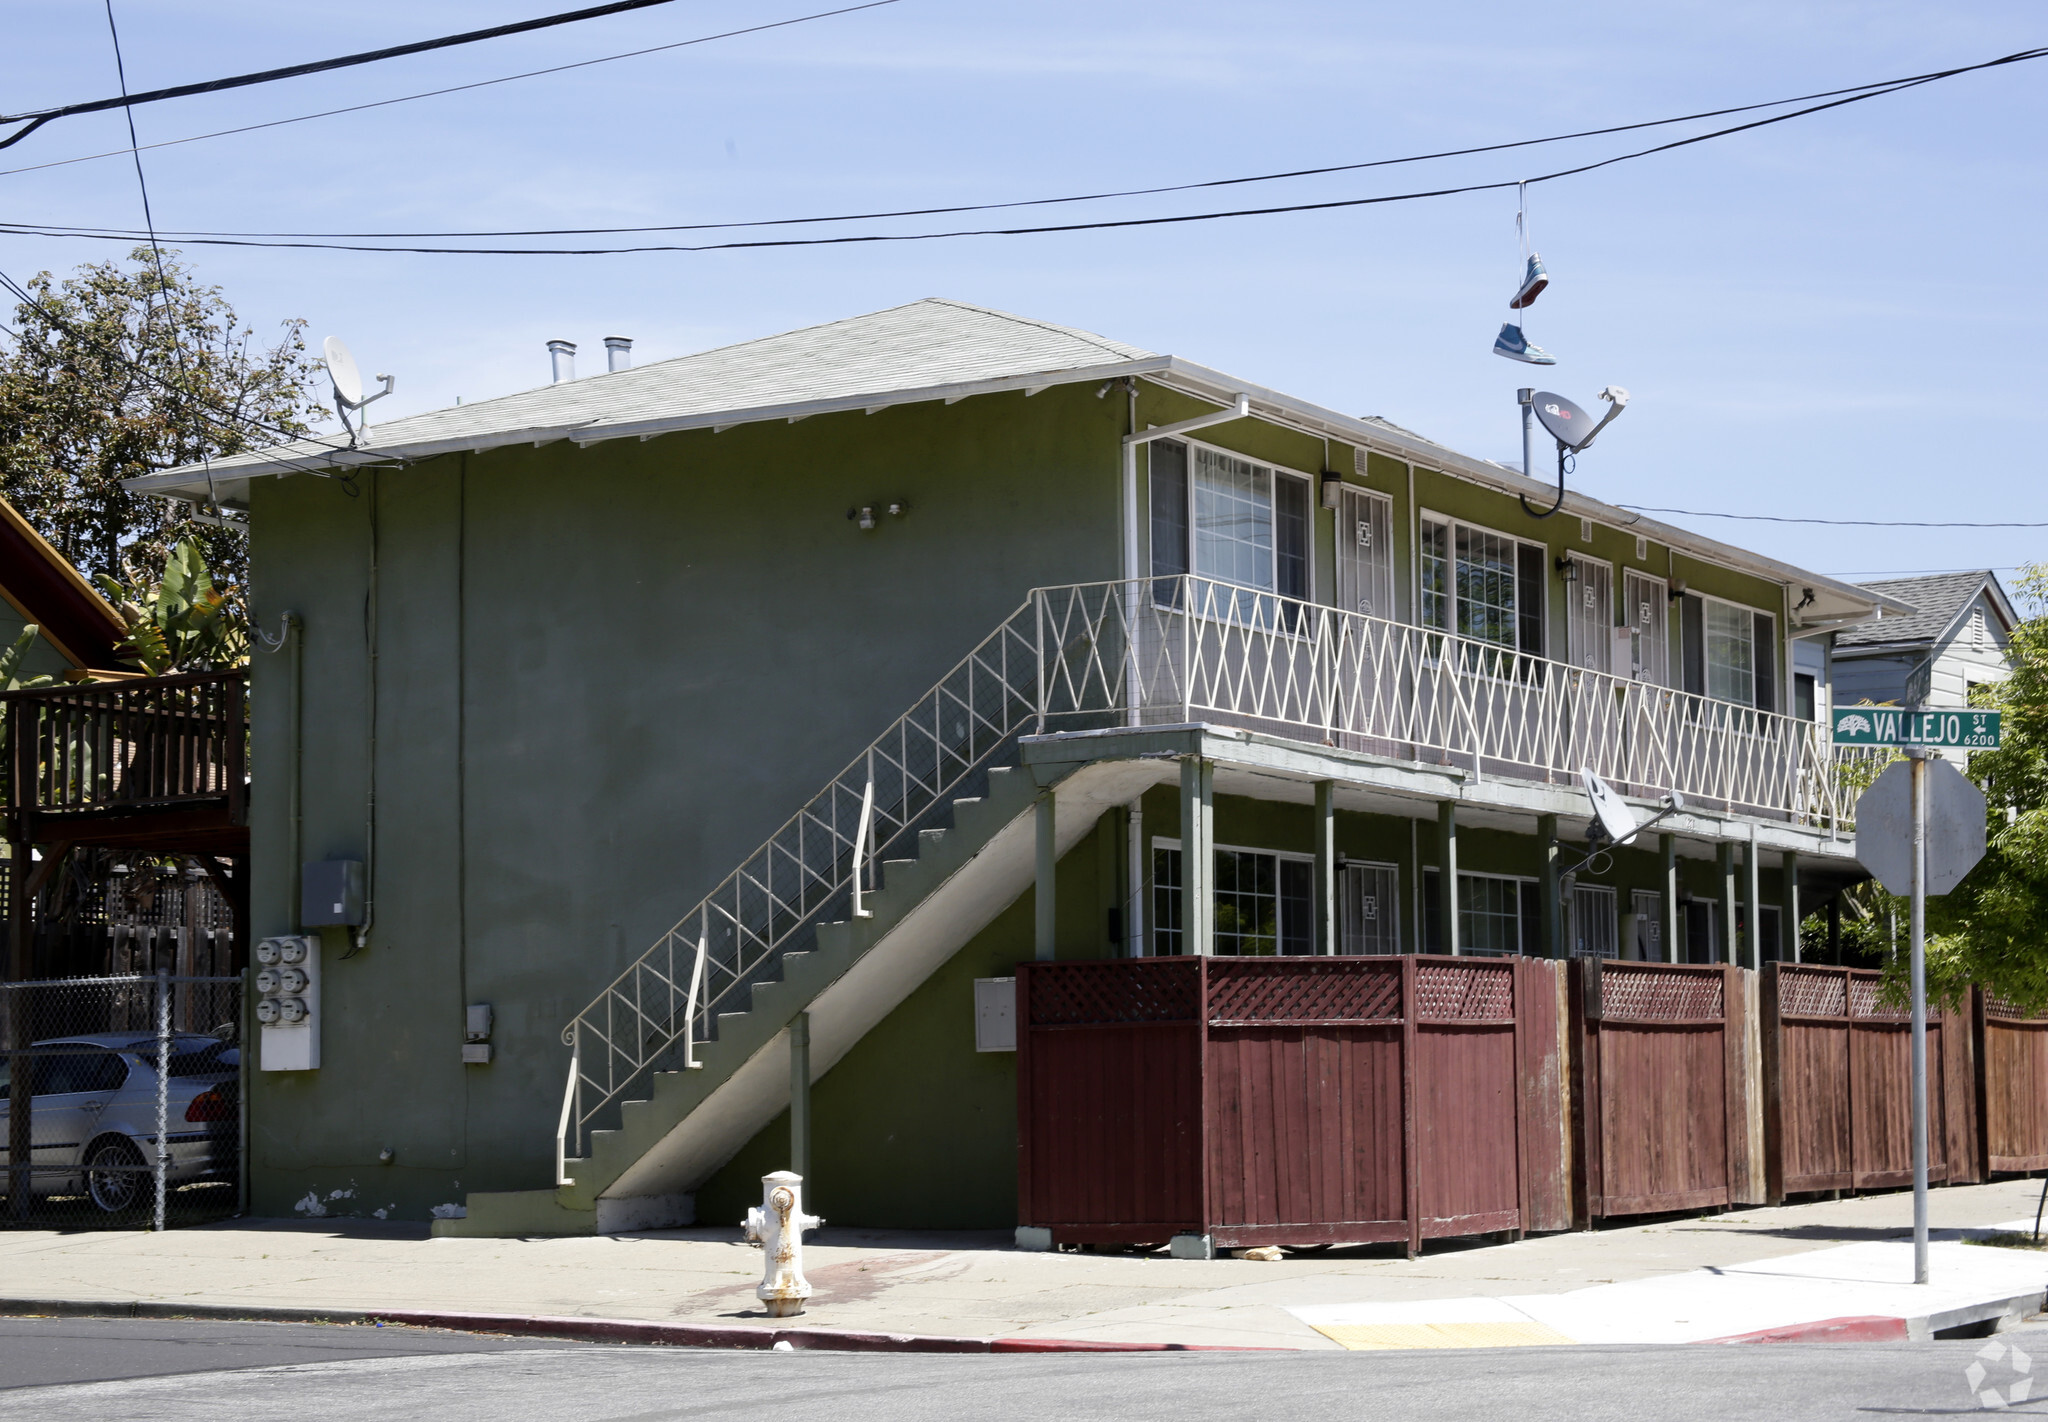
(743, 1171, 823, 1317)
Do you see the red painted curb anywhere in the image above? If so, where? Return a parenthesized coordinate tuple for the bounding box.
(1701, 1315, 1909, 1345)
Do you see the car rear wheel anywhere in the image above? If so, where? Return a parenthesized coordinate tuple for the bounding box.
(84, 1138, 147, 1214)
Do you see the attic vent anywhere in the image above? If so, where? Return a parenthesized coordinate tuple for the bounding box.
(1353, 446, 1369, 476)
(1970, 607, 1987, 647)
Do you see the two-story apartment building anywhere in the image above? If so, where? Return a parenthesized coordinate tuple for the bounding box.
(130, 299, 1907, 1234)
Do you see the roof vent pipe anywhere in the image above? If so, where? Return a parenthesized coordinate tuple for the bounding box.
(547, 339, 576, 383)
(604, 336, 632, 373)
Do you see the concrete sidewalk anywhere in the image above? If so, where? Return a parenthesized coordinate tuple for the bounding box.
(1, 1180, 2044, 1351)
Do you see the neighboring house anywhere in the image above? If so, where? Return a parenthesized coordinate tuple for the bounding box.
(0, 493, 128, 681)
(129, 299, 1908, 1233)
(1833, 570, 2017, 713)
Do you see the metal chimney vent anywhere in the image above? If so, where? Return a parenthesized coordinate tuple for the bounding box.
(604, 336, 632, 373)
(547, 339, 577, 383)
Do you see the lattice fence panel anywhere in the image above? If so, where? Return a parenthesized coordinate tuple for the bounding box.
(1601, 966, 1725, 1022)
(1849, 979, 1913, 1021)
(1414, 962, 1515, 1023)
(1982, 994, 2048, 1022)
(1028, 960, 1201, 1026)
(1777, 968, 1847, 1019)
(1206, 960, 1401, 1024)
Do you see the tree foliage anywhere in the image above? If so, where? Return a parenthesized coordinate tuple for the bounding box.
(1910, 564, 2048, 1011)
(97, 538, 246, 676)
(0, 247, 325, 592)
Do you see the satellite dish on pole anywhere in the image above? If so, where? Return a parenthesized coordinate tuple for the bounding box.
(322, 336, 364, 408)
(1582, 769, 1640, 847)
(1517, 385, 1630, 519)
(320, 336, 394, 445)
(1534, 392, 1593, 450)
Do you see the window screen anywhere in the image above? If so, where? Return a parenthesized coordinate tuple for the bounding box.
(1192, 447, 1275, 592)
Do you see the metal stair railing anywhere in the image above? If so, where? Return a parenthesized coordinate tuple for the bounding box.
(556, 577, 1878, 1167)
(560, 593, 1053, 1156)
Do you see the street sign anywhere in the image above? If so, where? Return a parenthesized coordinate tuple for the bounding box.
(1854, 758, 1988, 896)
(1833, 706, 2001, 749)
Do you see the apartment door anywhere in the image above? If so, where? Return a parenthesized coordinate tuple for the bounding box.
(1335, 488, 1395, 621)
(1630, 889, 1664, 961)
(1567, 555, 1614, 672)
(1339, 861, 1401, 954)
(1622, 571, 1669, 684)
(1568, 884, 1618, 958)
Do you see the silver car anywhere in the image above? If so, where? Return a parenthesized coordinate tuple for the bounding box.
(0, 1033, 239, 1214)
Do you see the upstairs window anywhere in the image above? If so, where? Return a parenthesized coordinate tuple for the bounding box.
(1419, 515, 1546, 662)
(1681, 593, 1777, 712)
(1150, 441, 1310, 609)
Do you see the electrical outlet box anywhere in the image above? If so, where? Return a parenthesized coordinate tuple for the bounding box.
(256, 934, 321, 1071)
(461, 1043, 493, 1064)
(301, 860, 365, 927)
(465, 1003, 493, 1042)
(973, 977, 1016, 1053)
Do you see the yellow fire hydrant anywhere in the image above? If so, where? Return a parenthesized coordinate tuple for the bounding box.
(743, 1171, 823, 1318)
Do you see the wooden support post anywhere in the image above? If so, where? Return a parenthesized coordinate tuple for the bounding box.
(1539, 813, 1563, 959)
(1034, 792, 1056, 962)
(1718, 840, 1738, 966)
(1781, 851, 1801, 964)
(790, 1011, 811, 1185)
(1744, 825, 1762, 968)
(1313, 781, 1337, 956)
(1662, 833, 1681, 963)
(1437, 800, 1460, 956)
(1180, 758, 1213, 956)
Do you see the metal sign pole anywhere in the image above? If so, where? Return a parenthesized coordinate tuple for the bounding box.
(1910, 752, 1929, 1285)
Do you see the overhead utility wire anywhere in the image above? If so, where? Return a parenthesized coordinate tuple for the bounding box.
(0, 1, 904, 180)
(11, 42, 2042, 240)
(8, 47, 2041, 257)
(0, 0, 727, 150)
(1622, 506, 2048, 528)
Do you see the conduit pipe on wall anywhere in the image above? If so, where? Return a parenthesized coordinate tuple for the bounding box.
(1119, 389, 1252, 728)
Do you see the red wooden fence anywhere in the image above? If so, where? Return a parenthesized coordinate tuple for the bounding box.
(1572, 959, 1763, 1222)
(1017, 955, 1569, 1253)
(1761, 964, 1978, 1200)
(1979, 992, 2048, 1174)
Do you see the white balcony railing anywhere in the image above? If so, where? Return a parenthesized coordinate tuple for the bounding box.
(557, 577, 1876, 1148)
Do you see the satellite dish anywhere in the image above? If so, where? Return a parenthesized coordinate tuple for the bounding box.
(1581, 769, 1640, 846)
(1532, 392, 1594, 451)
(322, 336, 364, 408)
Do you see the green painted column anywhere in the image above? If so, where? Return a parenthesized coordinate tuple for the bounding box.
(1313, 781, 1337, 956)
(1180, 757, 1213, 955)
(1539, 813, 1563, 959)
(1744, 826, 1762, 968)
(790, 1011, 811, 1185)
(1718, 840, 1738, 966)
(1034, 792, 1056, 962)
(1437, 800, 1460, 956)
(1781, 850, 1801, 963)
(1662, 833, 1681, 963)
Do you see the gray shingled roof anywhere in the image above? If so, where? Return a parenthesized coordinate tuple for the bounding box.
(1836, 571, 1994, 647)
(159, 298, 1155, 477)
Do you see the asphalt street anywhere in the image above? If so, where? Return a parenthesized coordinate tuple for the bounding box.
(0, 1316, 2042, 1420)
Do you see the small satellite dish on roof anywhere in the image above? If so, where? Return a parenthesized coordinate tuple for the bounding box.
(1533, 392, 1592, 450)
(320, 335, 394, 446)
(1517, 385, 1630, 519)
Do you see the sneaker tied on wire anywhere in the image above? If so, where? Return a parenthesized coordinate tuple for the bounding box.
(1509, 254, 1549, 310)
(1492, 323, 1557, 365)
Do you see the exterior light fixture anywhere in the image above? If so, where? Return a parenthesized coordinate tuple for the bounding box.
(1319, 472, 1343, 510)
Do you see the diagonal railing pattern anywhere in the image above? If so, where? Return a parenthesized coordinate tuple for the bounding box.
(559, 577, 1880, 1157)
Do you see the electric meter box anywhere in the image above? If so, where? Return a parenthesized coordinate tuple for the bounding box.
(256, 934, 321, 1071)
(301, 859, 365, 927)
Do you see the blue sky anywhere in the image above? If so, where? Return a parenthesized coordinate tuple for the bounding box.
(4, 0, 2042, 583)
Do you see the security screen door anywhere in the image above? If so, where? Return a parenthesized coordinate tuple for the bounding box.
(1566, 555, 1614, 672)
(1339, 862, 1401, 954)
(1622, 571, 1669, 684)
(1335, 487, 1395, 621)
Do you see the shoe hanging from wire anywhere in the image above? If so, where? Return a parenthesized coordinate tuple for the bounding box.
(1494, 181, 1557, 365)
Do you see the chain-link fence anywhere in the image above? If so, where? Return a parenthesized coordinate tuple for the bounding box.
(0, 971, 244, 1230)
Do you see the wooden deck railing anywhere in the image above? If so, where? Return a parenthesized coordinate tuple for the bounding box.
(2, 670, 247, 824)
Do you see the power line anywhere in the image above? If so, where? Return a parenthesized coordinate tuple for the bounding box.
(0, 2, 904, 183)
(1622, 505, 2048, 528)
(9, 42, 2042, 244)
(5, 43, 2038, 257)
(0, 0, 746, 150)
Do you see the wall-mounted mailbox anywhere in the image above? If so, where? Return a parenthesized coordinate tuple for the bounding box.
(302, 860, 365, 928)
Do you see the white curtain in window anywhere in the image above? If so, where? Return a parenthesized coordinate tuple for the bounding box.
(1705, 600, 1754, 705)
(1192, 448, 1274, 591)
